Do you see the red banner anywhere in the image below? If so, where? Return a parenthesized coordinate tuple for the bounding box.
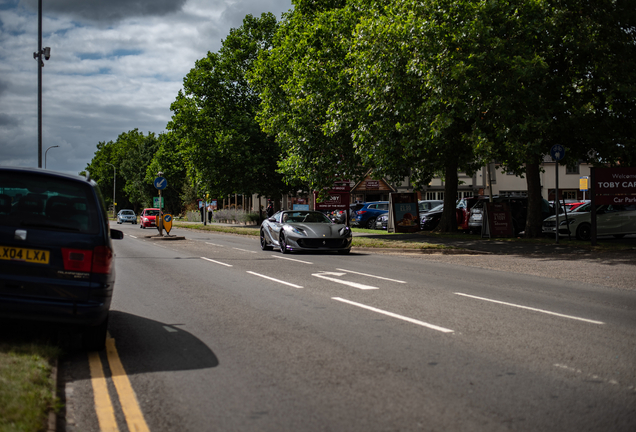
(595, 167, 636, 205)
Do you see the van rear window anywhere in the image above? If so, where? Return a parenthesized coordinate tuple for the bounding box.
(0, 173, 100, 234)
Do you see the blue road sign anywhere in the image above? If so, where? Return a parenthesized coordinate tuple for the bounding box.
(550, 145, 565, 161)
(154, 177, 167, 190)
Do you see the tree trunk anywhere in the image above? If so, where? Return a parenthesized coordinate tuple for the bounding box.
(436, 159, 459, 232)
(524, 162, 543, 238)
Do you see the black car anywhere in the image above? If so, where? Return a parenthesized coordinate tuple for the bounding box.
(0, 167, 123, 350)
(420, 204, 444, 230)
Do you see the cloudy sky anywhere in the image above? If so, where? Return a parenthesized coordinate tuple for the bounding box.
(0, 0, 293, 175)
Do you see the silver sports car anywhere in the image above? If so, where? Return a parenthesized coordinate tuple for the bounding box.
(260, 210, 352, 254)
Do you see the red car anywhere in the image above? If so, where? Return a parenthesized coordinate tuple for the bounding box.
(140, 208, 160, 229)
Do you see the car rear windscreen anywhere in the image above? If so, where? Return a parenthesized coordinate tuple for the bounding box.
(0, 173, 100, 234)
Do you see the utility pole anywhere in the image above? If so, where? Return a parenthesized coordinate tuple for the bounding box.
(34, 0, 50, 168)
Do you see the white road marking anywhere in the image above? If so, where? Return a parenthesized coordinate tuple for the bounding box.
(128, 235, 137, 239)
(200, 257, 233, 267)
(205, 242, 223, 247)
(273, 255, 314, 264)
(246, 271, 303, 288)
(454, 292, 605, 325)
(332, 297, 454, 333)
(233, 247, 257, 253)
(313, 272, 378, 290)
(163, 326, 178, 333)
(336, 268, 406, 284)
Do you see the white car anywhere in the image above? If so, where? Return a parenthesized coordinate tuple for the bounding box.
(542, 203, 636, 240)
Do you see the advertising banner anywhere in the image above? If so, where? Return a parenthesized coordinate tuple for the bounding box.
(482, 202, 513, 238)
(314, 182, 351, 211)
(388, 193, 420, 233)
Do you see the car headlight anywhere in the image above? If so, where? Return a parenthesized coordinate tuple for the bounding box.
(290, 227, 307, 236)
(339, 226, 351, 236)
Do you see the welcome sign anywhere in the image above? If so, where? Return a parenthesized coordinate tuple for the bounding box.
(594, 167, 636, 205)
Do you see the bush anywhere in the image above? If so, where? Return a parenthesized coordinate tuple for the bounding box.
(213, 209, 259, 224)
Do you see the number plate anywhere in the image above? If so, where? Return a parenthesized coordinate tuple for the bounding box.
(0, 246, 50, 264)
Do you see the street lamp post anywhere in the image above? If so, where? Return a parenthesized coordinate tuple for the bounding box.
(105, 163, 116, 219)
(33, 0, 51, 168)
(44, 145, 58, 169)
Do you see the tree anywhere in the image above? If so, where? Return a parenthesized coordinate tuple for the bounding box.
(169, 13, 295, 202)
(249, 0, 369, 196)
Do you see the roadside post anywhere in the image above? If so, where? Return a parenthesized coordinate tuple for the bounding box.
(154, 173, 167, 236)
(550, 145, 565, 244)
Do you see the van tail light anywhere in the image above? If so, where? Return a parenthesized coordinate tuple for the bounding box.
(61, 246, 113, 274)
(91, 246, 113, 274)
(62, 248, 93, 272)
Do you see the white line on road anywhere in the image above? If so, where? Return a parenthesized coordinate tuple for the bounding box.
(247, 271, 303, 288)
(200, 257, 233, 267)
(128, 235, 137, 239)
(205, 242, 224, 247)
(313, 272, 378, 290)
(163, 326, 178, 333)
(273, 255, 314, 264)
(454, 292, 605, 325)
(332, 297, 454, 333)
(233, 247, 257, 253)
(336, 268, 406, 283)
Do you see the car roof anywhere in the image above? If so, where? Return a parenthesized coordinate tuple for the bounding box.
(0, 166, 97, 186)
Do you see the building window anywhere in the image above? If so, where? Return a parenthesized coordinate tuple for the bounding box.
(563, 190, 577, 200)
(566, 164, 580, 174)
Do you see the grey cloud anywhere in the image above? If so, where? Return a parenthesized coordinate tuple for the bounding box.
(22, 0, 188, 24)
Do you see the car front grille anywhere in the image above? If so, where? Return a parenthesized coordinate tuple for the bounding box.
(543, 221, 556, 227)
(298, 238, 346, 248)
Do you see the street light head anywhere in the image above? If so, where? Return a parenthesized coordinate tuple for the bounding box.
(43, 47, 51, 61)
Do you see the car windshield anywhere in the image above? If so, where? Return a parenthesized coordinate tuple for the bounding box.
(282, 211, 332, 223)
(0, 172, 100, 234)
(121, 210, 134, 215)
(430, 204, 443, 212)
(145, 210, 160, 216)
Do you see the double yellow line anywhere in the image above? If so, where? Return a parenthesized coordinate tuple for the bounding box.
(87, 336, 150, 432)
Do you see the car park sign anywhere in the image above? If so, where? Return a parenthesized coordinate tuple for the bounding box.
(593, 167, 636, 204)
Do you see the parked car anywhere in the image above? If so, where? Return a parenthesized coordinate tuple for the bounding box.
(457, 196, 488, 231)
(117, 209, 137, 224)
(351, 201, 389, 229)
(542, 203, 636, 240)
(260, 210, 352, 254)
(0, 167, 123, 351)
(375, 213, 389, 230)
(420, 204, 445, 230)
(140, 208, 160, 229)
(419, 200, 443, 213)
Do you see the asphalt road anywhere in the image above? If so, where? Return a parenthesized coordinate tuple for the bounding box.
(58, 223, 636, 431)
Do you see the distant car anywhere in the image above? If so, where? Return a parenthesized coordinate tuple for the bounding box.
(542, 203, 636, 240)
(140, 208, 160, 229)
(351, 201, 389, 229)
(0, 167, 123, 351)
(260, 210, 352, 254)
(418, 200, 443, 213)
(420, 204, 445, 230)
(457, 196, 487, 231)
(117, 209, 137, 224)
(375, 213, 389, 230)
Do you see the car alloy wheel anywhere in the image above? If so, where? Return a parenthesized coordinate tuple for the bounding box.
(261, 229, 273, 251)
(576, 222, 591, 241)
(279, 234, 289, 254)
(366, 217, 376, 229)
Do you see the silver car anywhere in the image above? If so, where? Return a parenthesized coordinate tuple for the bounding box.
(117, 209, 137, 224)
(260, 210, 352, 254)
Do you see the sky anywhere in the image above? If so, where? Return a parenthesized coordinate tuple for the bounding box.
(0, 0, 293, 175)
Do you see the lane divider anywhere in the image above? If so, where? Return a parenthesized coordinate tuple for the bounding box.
(336, 268, 406, 284)
(313, 272, 378, 290)
(332, 297, 454, 333)
(454, 292, 605, 325)
(273, 255, 314, 265)
(201, 257, 233, 267)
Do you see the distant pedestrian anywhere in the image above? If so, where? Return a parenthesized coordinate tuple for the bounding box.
(266, 201, 274, 217)
(207, 204, 213, 223)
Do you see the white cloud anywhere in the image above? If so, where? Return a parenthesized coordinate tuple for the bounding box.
(0, 0, 293, 175)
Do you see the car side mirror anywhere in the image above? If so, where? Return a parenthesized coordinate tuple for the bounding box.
(268, 217, 276, 222)
(110, 229, 124, 240)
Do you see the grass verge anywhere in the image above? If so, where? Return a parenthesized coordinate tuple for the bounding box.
(0, 341, 61, 432)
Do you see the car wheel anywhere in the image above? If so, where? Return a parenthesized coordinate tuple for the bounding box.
(366, 217, 376, 229)
(338, 249, 351, 255)
(576, 222, 591, 241)
(82, 315, 108, 352)
(279, 233, 289, 254)
(260, 229, 273, 251)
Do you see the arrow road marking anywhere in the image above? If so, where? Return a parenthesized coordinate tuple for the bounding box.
(247, 271, 303, 288)
(332, 297, 454, 333)
(336, 268, 406, 284)
(312, 272, 378, 290)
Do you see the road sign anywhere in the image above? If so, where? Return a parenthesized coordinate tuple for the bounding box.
(162, 214, 173, 234)
(154, 177, 167, 190)
(153, 197, 164, 208)
(550, 145, 565, 161)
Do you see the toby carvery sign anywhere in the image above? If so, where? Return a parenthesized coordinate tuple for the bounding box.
(595, 167, 636, 205)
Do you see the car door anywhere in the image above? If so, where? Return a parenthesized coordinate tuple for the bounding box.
(268, 212, 283, 244)
(598, 205, 624, 235)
